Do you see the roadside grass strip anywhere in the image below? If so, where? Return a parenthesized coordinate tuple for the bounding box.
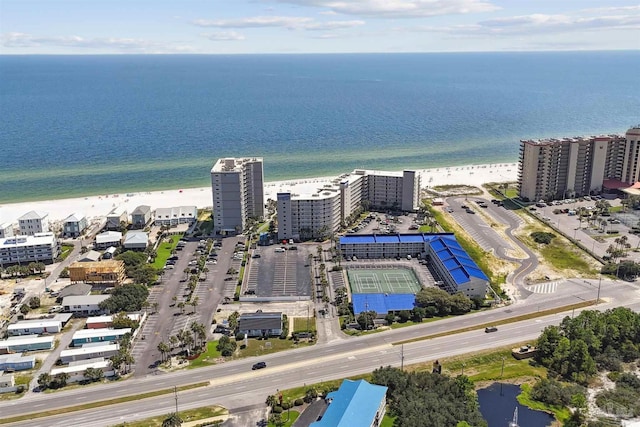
(0, 382, 209, 425)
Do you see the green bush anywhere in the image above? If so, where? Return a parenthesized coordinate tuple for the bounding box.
(281, 402, 291, 410)
(272, 406, 283, 414)
(294, 399, 304, 406)
(530, 231, 555, 244)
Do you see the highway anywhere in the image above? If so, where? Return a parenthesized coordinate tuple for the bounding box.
(2, 279, 638, 426)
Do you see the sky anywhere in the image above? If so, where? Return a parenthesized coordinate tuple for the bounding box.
(1, 0, 639, 54)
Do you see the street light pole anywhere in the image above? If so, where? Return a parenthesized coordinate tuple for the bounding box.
(400, 344, 404, 371)
(597, 274, 602, 304)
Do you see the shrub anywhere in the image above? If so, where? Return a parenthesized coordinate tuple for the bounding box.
(272, 406, 283, 414)
(28, 296, 41, 309)
(530, 231, 555, 244)
(294, 398, 304, 406)
(281, 402, 291, 410)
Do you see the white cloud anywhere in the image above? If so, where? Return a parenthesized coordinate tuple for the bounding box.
(580, 5, 640, 14)
(203, 31, 246, 41)
(276, 0, 500, 18)
(304, 20, 365, 30)
(1, 32, 194, 53)
(192, 16, 313, 29)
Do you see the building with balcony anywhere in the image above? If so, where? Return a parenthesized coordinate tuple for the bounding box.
(0, 223, 14, 239)
(105, 206, 128, 231)
(18, 211, 49, 236)
(130, 205, 151, 229)
(94, 231, 122, 249)
(518, 127, 640, 201)
(154, 206, 197, 227)
(211, 157, 264, 234)
(63, 213, 88, 238)
(0, 232, 59, 266)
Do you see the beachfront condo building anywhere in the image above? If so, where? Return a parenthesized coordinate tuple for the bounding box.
(518, 126, 640, 201)
(211, 157, 265, 234)
(0, 232, 59, 266)
(277, 169, 420, 241)
(17, 211, 49, 236)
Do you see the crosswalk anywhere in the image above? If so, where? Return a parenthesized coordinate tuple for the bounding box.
(528, 281, 560, 294)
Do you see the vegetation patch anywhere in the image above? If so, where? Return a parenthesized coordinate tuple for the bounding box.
(58, 244, 74, 261)
(151, 234, 182, 269)
(293, 317, 316, 333)
(518, 383, 571, 423)
(188, 340, 223, 368)
(113, 405, 228, 427)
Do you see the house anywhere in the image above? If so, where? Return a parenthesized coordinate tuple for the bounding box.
(63, 213, 88, 238)
(311, 379, 387, 427)
(18, 211, 49, 235)
(62, 295, 110, 316)
(78, 250, 101, 262)
(60, 343, 119, 364)
(0, 373, 16, 394)
(0, 222, 14, 239)
(154, 206, 197, 227)
(123, 231, 148, 250)
(95, 231, 122, 249)
(7, 319, 62, 336)
(52, 313, 73, 326)
(105, 206, 128, 231)
(102, 246, 117, 259)
(0, 353, 37, 371)
(86, 313, 142, 329)
(68, 260, 126, 286)
(71, 328, 131, 347)
(237, 311, 283, 338)
(0, 233, 59, 265)
(0, 335, 54, 353)
(57, 283, 92, 300)
(131, 205, 152, 229)
(50, 358, 115, 383)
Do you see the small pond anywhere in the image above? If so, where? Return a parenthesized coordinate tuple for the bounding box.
(477, 383, 555, 427)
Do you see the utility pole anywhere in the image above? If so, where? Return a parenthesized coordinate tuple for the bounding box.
(596, 274, 602, 304)
(400, 344, 404, 371)
(174, 385, 179, 415)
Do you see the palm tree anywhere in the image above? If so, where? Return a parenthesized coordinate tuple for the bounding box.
(162, 413, 182, 427)
(183, 268, 190, 280)
(37, 373, 51, 390)
(169, 335, 179, 350)
(190, 296, 200, 314)
(157, 341, 170, 363)
(202, 267, 209, 279)
(177, 301, 185, 314)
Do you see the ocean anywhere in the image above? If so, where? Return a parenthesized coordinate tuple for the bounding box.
(1, 51, 638, 203)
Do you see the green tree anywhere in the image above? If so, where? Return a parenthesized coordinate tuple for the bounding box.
(162, 412, 183, 427)
(28, 296, 41, 309)
(111, 312, 140, 330)
(157, 341, 170, 363)
(356, 310, 376, 330)
(37, 373, 51, 390)
(84, 367, 104, 383)
(99, 283, 149, 313)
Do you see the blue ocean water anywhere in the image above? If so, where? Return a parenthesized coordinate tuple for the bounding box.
(1, 52, 638, 203)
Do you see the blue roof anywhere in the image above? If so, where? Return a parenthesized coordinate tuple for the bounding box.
(429, 236, 489, 284)
(352, 293, 416, 314)
(340, 233, 454, 245)
(310, 379, 387, 427)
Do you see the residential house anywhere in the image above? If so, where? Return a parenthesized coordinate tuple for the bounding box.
(71, 328, 131, 347)
(60, 343, 119, 364)
(154, 206, 197, 228)
(0, 223, 14, 239)
(7, 319, 62, 336)
(237, 311, 283, 338)
(131, 205, 152, 229)
(310, 379, 387, 427)
(0, 354, 37, 371)
(62, 295, 110, 316)
(123, 231, 148, 250)
(68, 260, 126, 286)
(94, 231, 122, 249)
(0, 233, 59, 265)
(78, 250, 101, 262)
(0, 335, 54, 353)
(0, 373, 16, 394)
(18, 211, 49, 236)
(86, 313, 142, 329)
(63, 213, 88, 238)
(105, 206, 128, 231)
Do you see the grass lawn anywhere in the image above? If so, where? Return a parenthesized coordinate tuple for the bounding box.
(518, 383, 571, 423)
(151, 234, 182, 269)
(380, 414, 396, 427)
(241, 337, 313, 357)
(188, 341, 222, 368)
(293, 317, 316, 332)
(198, 210, 214, 235)
(269, 410, 299, 427)
(440, 348, 546, 382)
(521, 225, 596, 274)
(0, 374, 31, 401)
(119, 405, 228, 427)
(58, 244, 74, 261)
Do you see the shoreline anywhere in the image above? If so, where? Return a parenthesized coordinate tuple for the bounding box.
(0, 162, 518, 226)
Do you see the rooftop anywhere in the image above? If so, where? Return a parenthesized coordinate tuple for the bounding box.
(18, 210, 48, 221)
(62, 295, 110, 306)
(310, 379, 387, 427)
(0, 233, 56, 247)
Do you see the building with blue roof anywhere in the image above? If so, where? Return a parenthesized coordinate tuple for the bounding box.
(311, 379, 387, 427)
(340, 233, 489, 298)
(352, 293, 416, 315)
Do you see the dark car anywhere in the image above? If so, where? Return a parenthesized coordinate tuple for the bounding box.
(252, 361, 267, 370)
(485, 326, 498, 333)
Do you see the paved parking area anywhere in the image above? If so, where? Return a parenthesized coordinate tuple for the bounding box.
(244, 245, 311, 298)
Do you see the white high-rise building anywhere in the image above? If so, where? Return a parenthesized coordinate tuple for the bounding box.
(211, 157, 264, 234)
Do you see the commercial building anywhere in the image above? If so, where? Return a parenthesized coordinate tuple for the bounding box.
(7, 319, 62, 336)
(94, 231, 122, 249)
(18, 211, 49, 236)
(68, 260, 126, 286)
(154, 206, 197, 227)
(278, 169, 420, 241)
(0, 232, 59, 265)
(518, 127, 640, 201)
(62, 295, 110, 316)
(0, 335, 54, 353)
(211, 157, 265, 234)
(0, 373, 16, 394)
(339, 233, 489, 298)
(63, 213, 88, 238)
(105, 206, 128, 231)
(0, 353, 37, 371)
(237, 312, 282, 338)
(71, 328, 131, 347)
(130, 205, 152, 229)
(311, 379, 387, 427)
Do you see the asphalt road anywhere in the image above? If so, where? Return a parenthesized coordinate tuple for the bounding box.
(2, 279, 638, 426)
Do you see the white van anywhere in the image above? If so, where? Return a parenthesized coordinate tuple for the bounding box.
(275, 248, 285, 253)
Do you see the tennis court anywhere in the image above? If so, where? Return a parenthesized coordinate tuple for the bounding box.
(347, 268, 422, 294)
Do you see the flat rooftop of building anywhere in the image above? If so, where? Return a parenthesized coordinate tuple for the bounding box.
(72, 328, 131, 340)
(1, 233, 56, 247)
(60, 343, 119, 357)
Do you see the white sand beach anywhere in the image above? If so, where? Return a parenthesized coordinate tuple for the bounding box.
(0, 163, 518, 226)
